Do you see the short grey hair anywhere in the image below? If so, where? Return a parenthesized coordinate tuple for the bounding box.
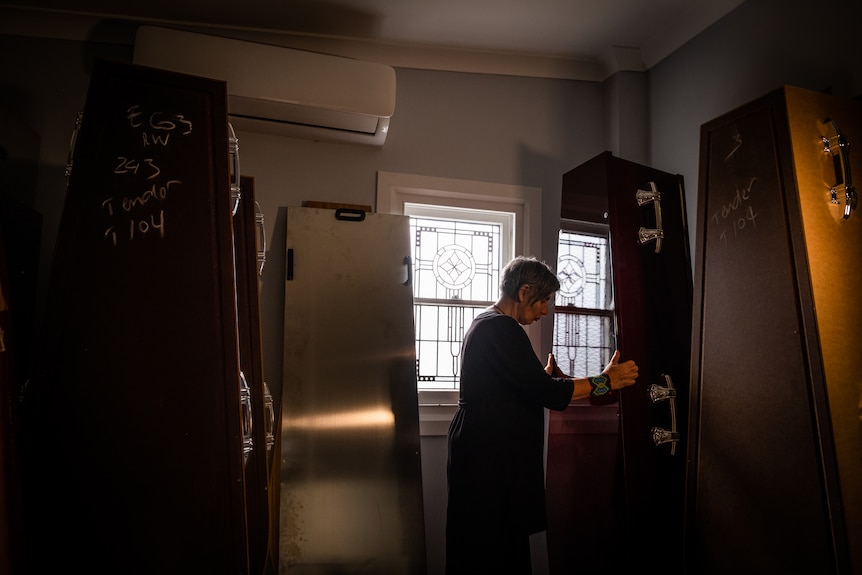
(500, 256, 560, 304)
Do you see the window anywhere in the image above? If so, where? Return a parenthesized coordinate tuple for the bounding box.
(406, 205, 512, 391)
(376, 172, 541, 434)
(552, 220, 615, 379)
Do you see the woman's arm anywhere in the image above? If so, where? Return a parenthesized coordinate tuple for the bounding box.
(546, 350, 639, 401)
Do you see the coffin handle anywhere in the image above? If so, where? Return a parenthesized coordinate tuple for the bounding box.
(636, 181, 664, 253)
(64, 111, 84, 188)
(239, 371, 254, 467)
(255, 200, 266, 275)
(649, 373, 679, 455)
(263, 381, 275, 454)
(229, 123, 241, 216)
(822, 118, 856, 219)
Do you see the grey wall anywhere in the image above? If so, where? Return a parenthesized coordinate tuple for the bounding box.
(237, 68, 603, 402)
(2, 0, 861, 572)
(648, 0, 862, 256)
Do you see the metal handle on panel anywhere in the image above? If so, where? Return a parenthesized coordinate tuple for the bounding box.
(636, 181, 663, 253)
(239, 371, 254, 467)
(651, 427, 679, 448)
(255, 200, 267, 276)
(263, 381, 275, 454)
(229, 123, 241, 216)
(335, 208, 366, 221)
(403, 255, 413, 286)
(822, 118, 856, 219)
(64, 111, 84, 188)
(286, 248, 294, 281)
(649, 373, 679, 455)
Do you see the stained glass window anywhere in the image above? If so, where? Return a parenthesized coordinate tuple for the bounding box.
(407, 210, 507, 390)
(552, 225, 615, 377)
(406, 214, 615, 388)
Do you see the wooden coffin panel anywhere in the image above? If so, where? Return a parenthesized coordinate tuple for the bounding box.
(687, 86, 861, 574)
(21, 59, 249, 574)
(549, 152, 692, 574)
(234, 175, 278, 575)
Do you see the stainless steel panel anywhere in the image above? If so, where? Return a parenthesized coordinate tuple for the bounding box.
(280, 207, 426, 574)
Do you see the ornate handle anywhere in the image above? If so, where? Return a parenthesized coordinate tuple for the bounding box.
(229, 123, 241, 216)
(254, 200, 266, 276)
(263, 381, 275, 454)
(636, 182, 664, 253)
(64, 111, 84, 188)
(239, 371, 254, 466)
(822, 118, 856, 219)
(649, 373, 679, 455)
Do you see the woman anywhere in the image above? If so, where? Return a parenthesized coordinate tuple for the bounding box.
(445, 255, 639, 574)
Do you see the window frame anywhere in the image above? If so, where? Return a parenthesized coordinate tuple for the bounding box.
(376, 171, 542, 435)
(553, 218, 616, 406)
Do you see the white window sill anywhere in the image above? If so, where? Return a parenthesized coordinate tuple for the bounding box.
(417, 390, 458, 436)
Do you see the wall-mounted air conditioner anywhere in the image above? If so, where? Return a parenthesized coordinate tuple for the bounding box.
(133, 26, 396, 146)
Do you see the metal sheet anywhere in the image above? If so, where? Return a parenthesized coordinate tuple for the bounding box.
(280, 207, 426, 574)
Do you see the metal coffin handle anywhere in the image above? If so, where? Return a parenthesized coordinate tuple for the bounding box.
(636, 181, 664, 253)
(649, 373, 679, 455)
(64, 111, 84, 188)
(229, 123, 241, 216)
(822, 118, 856, 219)
(239, 371, 254, 466)
(254, 200, 267, 275)
(263, 381, 275, 454)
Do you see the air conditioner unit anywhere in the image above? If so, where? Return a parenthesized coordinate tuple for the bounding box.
(133, 26, 396, 146)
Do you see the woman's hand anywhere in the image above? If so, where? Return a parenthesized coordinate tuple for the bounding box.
(545, 353, 555, 375)
(566, 351, 638, 402)
(602, 350, 639, 390)
(545, 352, 567, 377)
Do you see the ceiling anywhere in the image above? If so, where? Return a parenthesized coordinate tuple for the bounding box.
(0, 0, 746, 80)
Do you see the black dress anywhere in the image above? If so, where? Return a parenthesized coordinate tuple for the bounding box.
(445, 309, 573, 574)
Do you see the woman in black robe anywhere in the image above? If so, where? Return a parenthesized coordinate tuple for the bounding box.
(445, 256, 639, 574)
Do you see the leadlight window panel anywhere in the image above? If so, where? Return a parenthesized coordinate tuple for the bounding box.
(555, 227, 610, 310)
(411, 217, 499, 302)
(414, 304, 486, 390)
(552, 224, 615, 378)
(406, 207, 510, 391)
